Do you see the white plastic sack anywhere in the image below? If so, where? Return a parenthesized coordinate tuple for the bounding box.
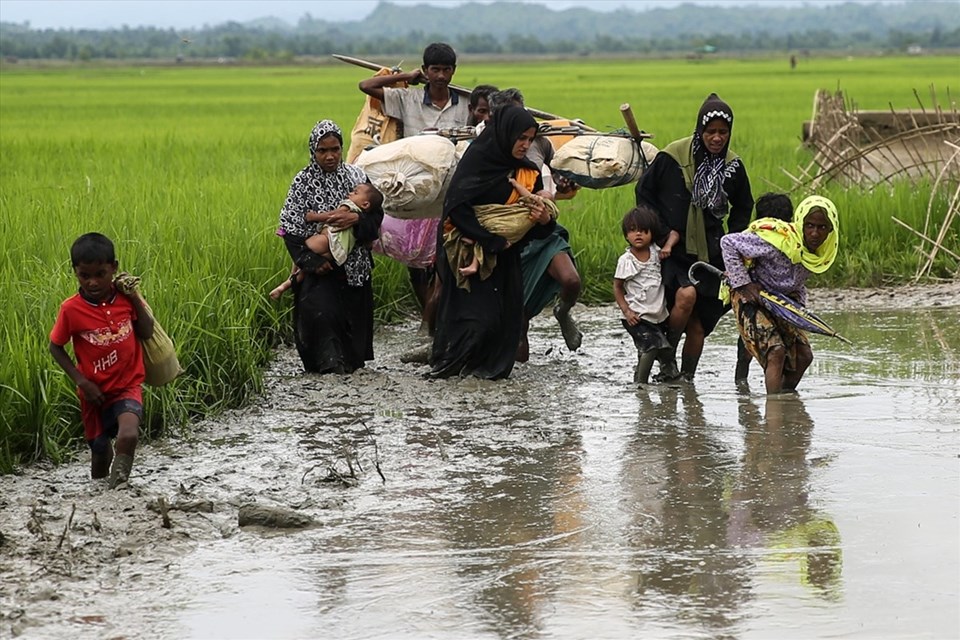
(550, 135, 659, 189)
(355, 135, 459, 219)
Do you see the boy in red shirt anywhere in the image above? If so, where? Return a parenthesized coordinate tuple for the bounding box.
(50, 233, 154, 488)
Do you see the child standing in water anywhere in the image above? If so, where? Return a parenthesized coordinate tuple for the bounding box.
(613, 205, 672, 384)
(49, 233, 155, 487)
(270, 183, 384, 299)
(721, 195, 840, 394)
(734, 192, 794, 383)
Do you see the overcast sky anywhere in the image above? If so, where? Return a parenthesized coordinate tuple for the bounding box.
(0, 0, 901, 31)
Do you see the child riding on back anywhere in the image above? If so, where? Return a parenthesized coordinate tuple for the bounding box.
(720, 195, 840, 394)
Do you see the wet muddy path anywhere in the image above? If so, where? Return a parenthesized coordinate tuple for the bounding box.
(2, 285, 958, 639)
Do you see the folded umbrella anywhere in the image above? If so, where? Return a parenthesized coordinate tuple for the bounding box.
(688, 261, 852, 345)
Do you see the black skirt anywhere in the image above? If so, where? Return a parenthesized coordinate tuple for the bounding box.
(285, 235, 374, 374)
(660, 251, 729, 337)
(429, 240, 525, 380)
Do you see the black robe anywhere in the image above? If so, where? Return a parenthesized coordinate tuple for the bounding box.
(635, 147, 753, 336)
(429, 106, 556, 379)
(284, 227, 380, 374)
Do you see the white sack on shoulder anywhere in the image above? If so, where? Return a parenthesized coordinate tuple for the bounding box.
(355, 136, 458, 219)
(551, 136, 659, 189)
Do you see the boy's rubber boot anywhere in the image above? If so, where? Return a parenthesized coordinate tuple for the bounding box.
(635, 349, 658, 384)
(681, 354, 700, 382)
(108, 453, 134, 489)
(653, 330, 682, 383)
(553, 302, 583, 351)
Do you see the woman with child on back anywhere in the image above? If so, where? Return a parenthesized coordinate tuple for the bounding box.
(720, 195, 840, 394)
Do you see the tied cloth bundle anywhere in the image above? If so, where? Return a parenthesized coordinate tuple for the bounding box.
(114, 273, 184, 386)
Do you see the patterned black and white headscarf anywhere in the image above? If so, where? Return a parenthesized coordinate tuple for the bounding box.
(278, 120, 371, 285)
(690, 93, 737, 217)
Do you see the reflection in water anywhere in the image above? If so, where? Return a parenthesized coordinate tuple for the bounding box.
(139, 305, 951, 640)
(438, 430, 586, 638)
(816, 307, 959, 383)
(729, 395, 843, 601)
(621, 389, 845, 636)
(626, 387, 750, 634)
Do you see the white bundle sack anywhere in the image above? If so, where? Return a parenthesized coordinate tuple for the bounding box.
(550, 135, 659, 189)
(355, 135, 459, 219)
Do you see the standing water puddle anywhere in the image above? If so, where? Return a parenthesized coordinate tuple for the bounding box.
(1, 302, 957, 639)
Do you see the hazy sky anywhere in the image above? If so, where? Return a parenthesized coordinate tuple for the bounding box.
(0, 0, 895, 30)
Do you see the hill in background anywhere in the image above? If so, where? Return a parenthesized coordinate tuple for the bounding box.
(2, 0, 957, 60)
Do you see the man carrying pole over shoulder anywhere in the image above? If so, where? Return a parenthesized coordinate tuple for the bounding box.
(359, 42, 469, 137)
(358, 42, 470, 339)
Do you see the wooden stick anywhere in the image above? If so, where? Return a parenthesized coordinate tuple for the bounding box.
(891, 216, 960, 261)
(917, 141, 960, 279)
(332, 54, 590, 126)
(57, 504, 76, 551)
(926, 180, 960, 274)
(619, 103, 653, 141)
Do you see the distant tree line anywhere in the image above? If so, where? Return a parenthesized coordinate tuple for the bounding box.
(2, 0, 958, 62)
(1, 24, 957, 62)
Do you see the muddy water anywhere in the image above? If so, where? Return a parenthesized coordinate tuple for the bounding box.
(2, 302, 958, 639)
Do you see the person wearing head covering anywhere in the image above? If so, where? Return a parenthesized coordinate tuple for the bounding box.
(487, 87, 584, 362)
(277, 119, 383, 374)
(734, 192, 795, 383)
(720, 195, 840, 393)
(429, 105, 557, 379)
(636, 93, 754, 381)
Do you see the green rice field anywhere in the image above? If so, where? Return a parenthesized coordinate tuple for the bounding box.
(1, 55, 956, 469)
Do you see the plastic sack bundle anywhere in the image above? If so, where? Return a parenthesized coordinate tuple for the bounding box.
(114, 273, 184, 387)
(372, 215, 438, 269)
(551, 135, 659, 189)
(355, 135, 459, 219)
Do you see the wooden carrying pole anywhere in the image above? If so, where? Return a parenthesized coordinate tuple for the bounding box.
(619, 103, 653, 142)
(332, 54, 593, 128)
(620, 103, 654, 170)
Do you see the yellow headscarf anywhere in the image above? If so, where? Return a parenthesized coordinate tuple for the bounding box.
(718, 195, 839, 303)
(748, 195, 839, 274)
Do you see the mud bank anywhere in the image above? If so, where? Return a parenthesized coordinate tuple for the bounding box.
(1, 283, 957, 639)
(806, 280, 960, 310)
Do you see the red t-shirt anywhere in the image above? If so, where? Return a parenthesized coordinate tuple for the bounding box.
(50, 290, 146, 394)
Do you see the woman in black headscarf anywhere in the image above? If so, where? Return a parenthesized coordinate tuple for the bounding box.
(278, 120, 383, 374)
(636, 93, 754, 381)
(429, 105, 557, 379)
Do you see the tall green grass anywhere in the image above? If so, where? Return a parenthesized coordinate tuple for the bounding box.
(1, 56, 956, 470)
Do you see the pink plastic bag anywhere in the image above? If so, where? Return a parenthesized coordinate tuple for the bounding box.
(373, 215, 438, 268)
